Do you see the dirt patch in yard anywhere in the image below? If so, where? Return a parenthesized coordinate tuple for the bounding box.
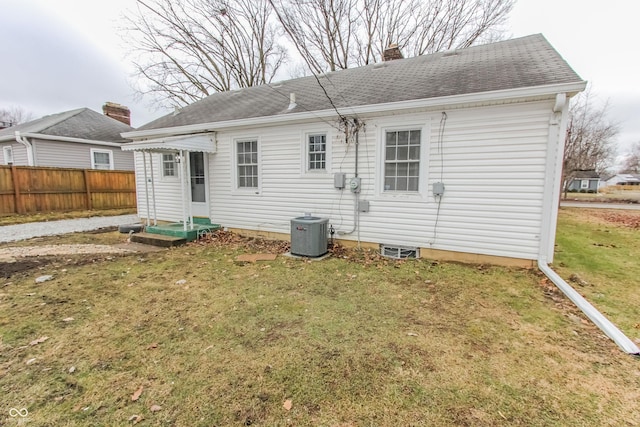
(564, 208, 640, 229)
(0, 253, 128, 279)
(0, 243, 161, 280)
(589, 210, 640, 229)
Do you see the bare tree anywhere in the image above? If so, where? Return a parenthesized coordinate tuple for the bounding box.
(270, 0, 514, 72)
(620, 142, 640, 173)
(123, 0, 287, 107)
(562, 87, 619, 196)
(0, 106, 33, 127)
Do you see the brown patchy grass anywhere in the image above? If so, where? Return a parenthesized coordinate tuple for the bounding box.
(1, 222, 639, 426)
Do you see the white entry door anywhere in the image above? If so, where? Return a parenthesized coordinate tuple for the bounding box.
(189, 152, 209, 218)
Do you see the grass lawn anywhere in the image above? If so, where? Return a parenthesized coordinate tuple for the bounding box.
(1, 210, 639, 426)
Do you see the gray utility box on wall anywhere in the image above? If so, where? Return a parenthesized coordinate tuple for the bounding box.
(290, 216, 329, 257)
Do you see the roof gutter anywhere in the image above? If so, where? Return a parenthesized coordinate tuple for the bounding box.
(122, 81, 587, 140)
(18, 132, 127, 147)
(537, 93, 639, 356)
(14, 131, 34, 166)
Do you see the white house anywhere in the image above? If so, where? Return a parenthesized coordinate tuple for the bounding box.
(122, 34, 586, 267)
(603, 174, 640, 187)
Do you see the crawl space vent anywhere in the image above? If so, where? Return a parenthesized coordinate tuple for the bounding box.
(380, 244, 418, 259)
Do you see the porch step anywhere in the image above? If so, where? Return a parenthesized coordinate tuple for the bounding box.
(145, 223, 221, 241)
(130, 232, 187, 248)
(192, 217, 212, 225)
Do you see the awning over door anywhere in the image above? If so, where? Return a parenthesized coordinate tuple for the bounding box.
(122, 133, 216, 153)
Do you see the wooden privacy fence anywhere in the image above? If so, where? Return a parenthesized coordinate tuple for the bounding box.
(0, 165, 136, 214)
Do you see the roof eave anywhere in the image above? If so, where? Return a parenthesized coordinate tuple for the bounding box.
(17, 132, 128, 147)
(123, 81, 587, 140)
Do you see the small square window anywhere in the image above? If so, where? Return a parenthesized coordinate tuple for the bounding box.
(91, 149, 113, 170)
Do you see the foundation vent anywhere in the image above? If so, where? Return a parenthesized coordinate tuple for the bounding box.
(380, 244, 418, 259)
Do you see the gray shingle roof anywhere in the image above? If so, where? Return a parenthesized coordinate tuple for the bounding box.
(573, 170, 600, 179)
(139, 34, 583, 131)
(0, 108, 134, 143)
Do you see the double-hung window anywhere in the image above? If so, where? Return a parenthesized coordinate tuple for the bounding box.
(91, 148, 113, 170)
(384, 129, 421, 192)
(162, 153, 177, 177)
(237, 139, 258, 188)
(308, 134, 326, 170)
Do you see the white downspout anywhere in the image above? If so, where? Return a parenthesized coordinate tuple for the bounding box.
(538, 261, 639, 355)
(179, 150, 187, 232)
(142, 152, 151, 227)
(538, 93, 639, 355)
(186, 151, 194, 230)
(149, 153, 158, 226)
(14, 131, 35, 166)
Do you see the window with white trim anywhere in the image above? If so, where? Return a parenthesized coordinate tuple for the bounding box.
(90, 148, 113, 170)
(580, 179, 589, 189)
(384, 129, 421, 192)
(162, 153, 177, 177)
(308, 133, 326, 170)
(236, 139, 258, 188)
(3, 146, 13, 165)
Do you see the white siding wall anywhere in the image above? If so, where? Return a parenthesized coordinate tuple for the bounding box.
(134, 151, 185, 222)
(33, 139, 135, 170)
(143, 99, 557, 260)
(0, 142, 28, 165)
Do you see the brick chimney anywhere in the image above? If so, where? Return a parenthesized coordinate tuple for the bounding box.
(102, 102, 131, 126)
(383, 43, 403, 61)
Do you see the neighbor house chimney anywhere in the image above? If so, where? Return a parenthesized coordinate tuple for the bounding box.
(383, 43, 403, 61)
(102, 102, 131, 126)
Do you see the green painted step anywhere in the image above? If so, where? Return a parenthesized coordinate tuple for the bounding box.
(145, 222, 221, 242)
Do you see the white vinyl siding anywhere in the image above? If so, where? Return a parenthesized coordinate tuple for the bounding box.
(133, 151, 185, 222)
(31, 139, 134, 170)
(0, 143, 28, 166)
(141, 99, 558, 261)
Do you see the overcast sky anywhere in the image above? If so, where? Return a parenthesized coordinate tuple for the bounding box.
(1, 0, 638, 156)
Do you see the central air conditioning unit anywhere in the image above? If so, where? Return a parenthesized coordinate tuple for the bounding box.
(290, 215, 329, 257)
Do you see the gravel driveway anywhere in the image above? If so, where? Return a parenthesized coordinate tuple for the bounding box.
(0, 214, 140, 243)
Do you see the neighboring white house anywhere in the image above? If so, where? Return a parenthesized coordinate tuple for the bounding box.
(122, 34, 586, 267)
(603, 174, 640, 187)
(0, 104, 135, 170)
